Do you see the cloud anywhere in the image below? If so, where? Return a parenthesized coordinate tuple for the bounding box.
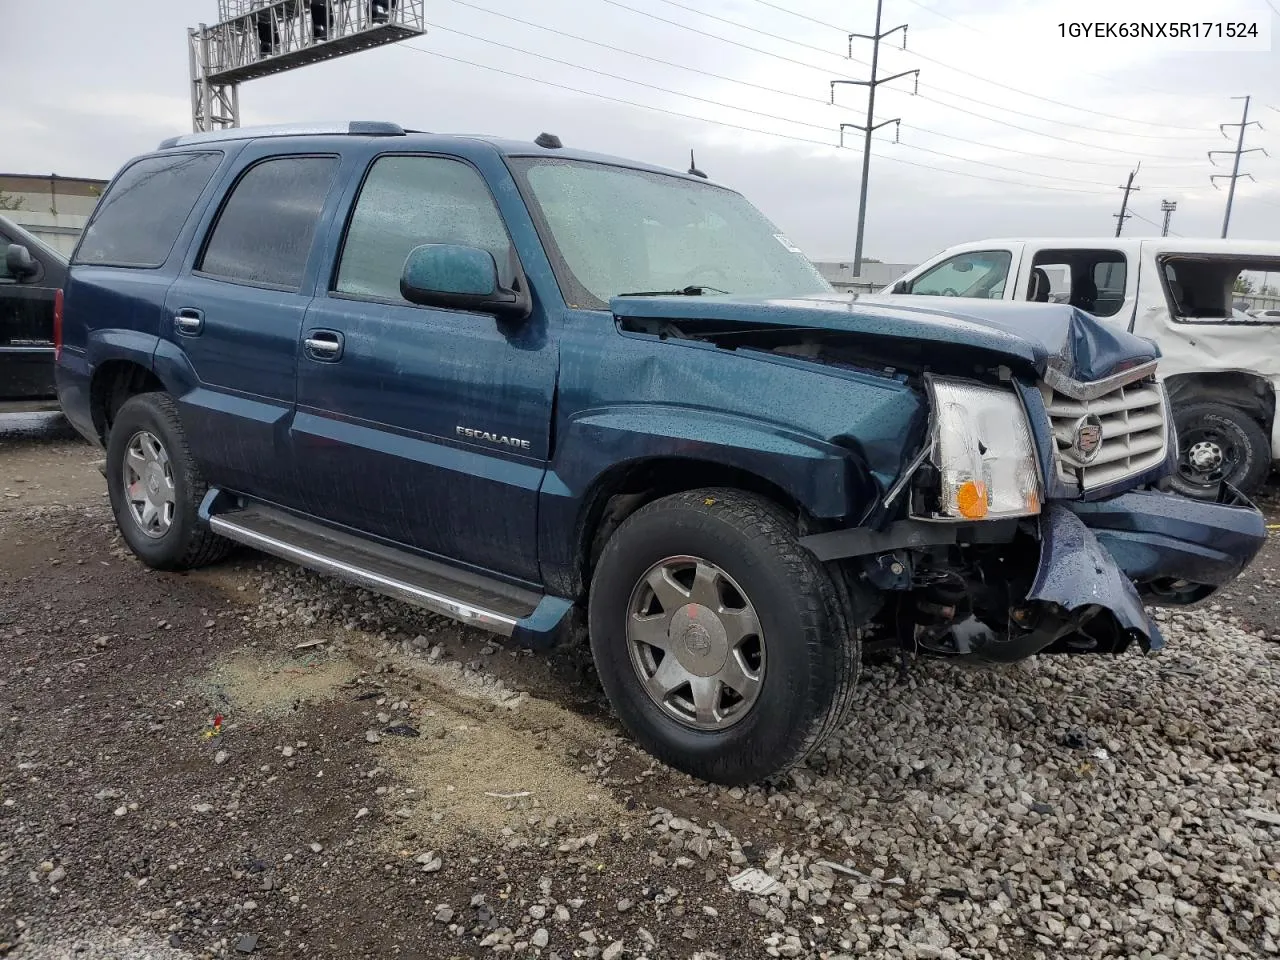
(2, 0, 1277, 260)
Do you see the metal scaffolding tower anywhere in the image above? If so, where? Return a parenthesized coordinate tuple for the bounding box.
(189, 0, 427, 132)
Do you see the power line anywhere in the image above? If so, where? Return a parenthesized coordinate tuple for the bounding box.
(731, 0, 1217, 132)
(1129, 209, 1180, 236)
(445, 0, 828, 106)
(890, 0, 1230, 101)
(399, 43, 1116, 196)
(906, 80, 1213, 141)
(598, 0, 1212, 161)
(644, 0, 847, 60)
(887, 50, 1216, 137)
(429, 24, 841, 134)
(900, 124, 1196, 170)
(737, 0, 846, 32)
(429, 24, 1119, 194)
(598, 0, 859, 81)
(682, 0, 1215, 139)
(903, 88, 1206, 160)
(447, 0, 1192, 171)
(893, 139, 1116, 186)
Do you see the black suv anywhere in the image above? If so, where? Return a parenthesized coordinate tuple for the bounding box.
(1, 214, 66, 411)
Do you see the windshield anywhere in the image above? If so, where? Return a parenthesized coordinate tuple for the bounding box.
(509, 157, 833, 309)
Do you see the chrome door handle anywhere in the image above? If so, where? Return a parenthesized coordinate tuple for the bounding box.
(174, 309, 204, 335)
(304, 330, 345, 362)
(304, 337, 340, 354)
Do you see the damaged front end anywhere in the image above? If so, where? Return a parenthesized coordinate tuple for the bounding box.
(803, 503, 1166, 664)
(800, 365, 1265, 665)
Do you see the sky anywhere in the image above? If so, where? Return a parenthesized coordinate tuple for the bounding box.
(2, 0, 1278, 264)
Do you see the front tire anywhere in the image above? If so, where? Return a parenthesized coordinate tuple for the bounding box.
(106, 392, 231, 571)
(1168, 401, 1270, 500)
(587, 489, 861, 786)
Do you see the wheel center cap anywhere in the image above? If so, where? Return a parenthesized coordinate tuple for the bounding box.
(668, 603, 729, 677)
(145, 464, 164, 497)
(1189, 441, 1222, 470)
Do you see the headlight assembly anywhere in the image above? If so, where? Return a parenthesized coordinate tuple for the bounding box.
(923, 376, 1042, 521)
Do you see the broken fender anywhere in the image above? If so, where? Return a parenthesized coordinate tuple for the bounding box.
(1028, 504, 1163, 653)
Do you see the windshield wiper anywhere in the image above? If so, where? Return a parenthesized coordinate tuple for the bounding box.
(616, 284, 730, 297)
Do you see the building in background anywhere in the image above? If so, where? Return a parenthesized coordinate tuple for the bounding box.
(0, 173, 108, 256)
(812, 260, 918, 294)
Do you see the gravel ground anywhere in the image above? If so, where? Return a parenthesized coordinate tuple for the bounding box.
(2, 416, 1279, 959)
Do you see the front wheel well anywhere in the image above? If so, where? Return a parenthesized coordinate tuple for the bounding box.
(575, 458, 814, 600)
(1164, 372, 1275, 436)
(90, 360, 165, 443)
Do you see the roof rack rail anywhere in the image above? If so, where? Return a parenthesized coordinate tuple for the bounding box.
(157, 121, 406, 150)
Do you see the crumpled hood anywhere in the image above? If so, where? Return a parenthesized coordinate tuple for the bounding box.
(611, 292, 1158, 383)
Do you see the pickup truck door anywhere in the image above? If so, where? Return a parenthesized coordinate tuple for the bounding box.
(894, 243, 1023, 301)
(291, 150, 555, 584)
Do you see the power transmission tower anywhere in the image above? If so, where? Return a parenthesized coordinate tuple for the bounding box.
(830, 0, 919, 277)
(1210, 95, 1267, 238)
(1113, 163, 1141, 237)
(1160, 199, 1177, 237)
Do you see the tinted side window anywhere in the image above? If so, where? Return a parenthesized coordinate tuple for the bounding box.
(0, 238, 11, 281)
(74, 153, 222, 268)
(1091, 258, 1127, 317)
(198, 156, 339, 289)
(909, 250, 1011, 299)
(335, 156, 512, 301)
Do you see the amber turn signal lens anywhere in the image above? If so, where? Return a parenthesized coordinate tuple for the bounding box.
(956, 480, 989, 519)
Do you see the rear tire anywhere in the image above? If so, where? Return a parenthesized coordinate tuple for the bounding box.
(106, 392, 232, 571)
(587, 488, 861, 786)
(1168, 401, 1270, 500)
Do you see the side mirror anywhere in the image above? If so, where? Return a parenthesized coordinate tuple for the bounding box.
(400, 244, 531, 321)
(5, 243, 38, 280)
(892, 280, 908, 294)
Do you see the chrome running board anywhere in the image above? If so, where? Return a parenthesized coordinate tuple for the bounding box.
(205, 500, 545, 639)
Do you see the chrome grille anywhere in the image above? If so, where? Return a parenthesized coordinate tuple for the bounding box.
(1041, 376, 1169, 490)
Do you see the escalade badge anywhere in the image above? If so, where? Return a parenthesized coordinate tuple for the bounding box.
(1072, 414, 1104, 463)
(456, 426, 532, 451)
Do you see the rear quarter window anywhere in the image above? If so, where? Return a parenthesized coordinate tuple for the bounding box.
(73, 152, 222, 268)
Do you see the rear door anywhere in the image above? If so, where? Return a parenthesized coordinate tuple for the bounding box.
(291, 148, 557, 583)
(161, 145, 346, 505)
(0, 224, 65, 400)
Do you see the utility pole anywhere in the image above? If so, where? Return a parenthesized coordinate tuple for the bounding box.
(1113, 163, 1141, 237)
(1210, 95, 1266, 238)
(830, 0, 919, 278)
(1160, 199, 1177, 237)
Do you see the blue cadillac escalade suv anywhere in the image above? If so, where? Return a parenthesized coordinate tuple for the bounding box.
(56, 121, 1266, 785)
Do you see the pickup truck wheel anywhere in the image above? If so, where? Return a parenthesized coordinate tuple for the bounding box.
(1168, 402, 1270, 500)
(587, 489, 860, 786)
(106, 392, 232, 571)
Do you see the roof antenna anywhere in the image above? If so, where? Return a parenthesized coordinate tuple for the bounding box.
(688, 149, 707, 178)
(535, 132, 562, 149)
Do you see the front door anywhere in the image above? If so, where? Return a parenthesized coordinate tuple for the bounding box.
(292, 152, 556, 584)
(162, 149, 344, 505)
(0, 226, 63, 401)
(901, 245, 1022, 302)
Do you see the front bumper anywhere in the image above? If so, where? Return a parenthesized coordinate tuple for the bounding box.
(799, 482, 1266, 661)
(1065, 483, 1266, 604)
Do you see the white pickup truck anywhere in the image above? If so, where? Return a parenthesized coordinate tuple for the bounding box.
(875, 237, 1280, 499)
